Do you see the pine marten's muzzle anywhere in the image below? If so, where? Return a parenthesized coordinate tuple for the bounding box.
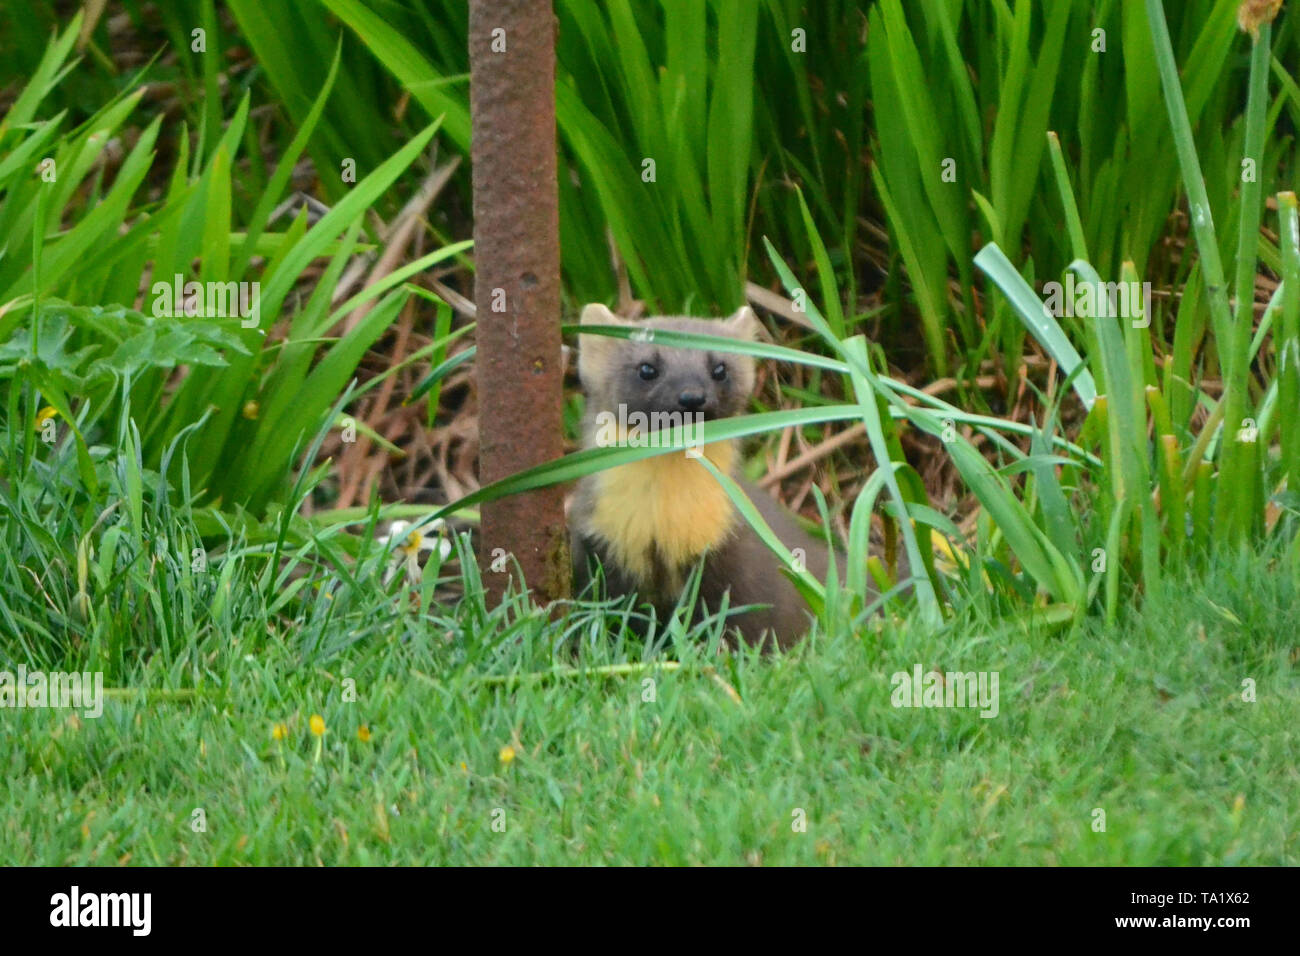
(677, 389, 707, 411)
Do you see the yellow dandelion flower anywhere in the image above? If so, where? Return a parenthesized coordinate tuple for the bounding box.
(272, 722, 288, 741)
(499, 745, 516, 766)
(34, 406, 58, 429)
(357, 725, 372, 742)
(310, 714, 326, 736)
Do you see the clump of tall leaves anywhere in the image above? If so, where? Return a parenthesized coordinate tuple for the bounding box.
(867, 0, 1298, 379)
(975, 0, 1300, 619)
(24, 1, 1295, 385)
(0, 15, 466, 514)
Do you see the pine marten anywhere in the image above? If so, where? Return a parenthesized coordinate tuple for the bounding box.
(570, 302, 851, 650)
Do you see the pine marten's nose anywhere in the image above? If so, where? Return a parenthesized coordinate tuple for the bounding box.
(678, 389, 707, 411)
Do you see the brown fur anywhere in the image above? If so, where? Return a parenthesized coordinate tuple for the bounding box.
(569, 304, 844, 649)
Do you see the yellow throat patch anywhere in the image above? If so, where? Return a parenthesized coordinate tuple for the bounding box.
(586, 439, 738, 588)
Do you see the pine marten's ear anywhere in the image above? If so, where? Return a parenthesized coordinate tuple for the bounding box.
(578, 303, 626, 388)
(723, 305, 760, 341)
(720, 306, 759, 399)
(580, 303, 619, 327)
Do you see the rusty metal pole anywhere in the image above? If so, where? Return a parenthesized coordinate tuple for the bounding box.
(468, 0, 569, 609)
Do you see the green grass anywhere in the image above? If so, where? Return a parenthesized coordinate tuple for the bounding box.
(3, 541, 1296, 865)
(4, 403, 1293, 865)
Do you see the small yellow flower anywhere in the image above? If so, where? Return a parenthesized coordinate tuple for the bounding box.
(34, 406, 58, 429)
(242, 400, 259, 420)
(460, 761, 468, 772)
(1238, 0, 1283, 36)
(310, 714, 326, 736)
(499, 745, 516, 766)
(271, 722, 288, 741)
(357, 725, 372, 742)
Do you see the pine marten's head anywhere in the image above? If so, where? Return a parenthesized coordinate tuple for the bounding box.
(577, 303, 759, 426)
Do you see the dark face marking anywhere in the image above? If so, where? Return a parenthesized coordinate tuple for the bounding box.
(580, 315, 758, 426)
(611, 343, 746, 421)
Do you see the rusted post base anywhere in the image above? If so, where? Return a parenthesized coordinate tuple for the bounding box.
(468, 0, 570, 609)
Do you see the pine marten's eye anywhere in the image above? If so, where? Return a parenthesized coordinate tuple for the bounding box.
(638, 362, 658, 381)
(711, 362, 727, 382)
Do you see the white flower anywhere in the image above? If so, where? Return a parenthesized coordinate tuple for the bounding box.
(381, 518, 453, 586)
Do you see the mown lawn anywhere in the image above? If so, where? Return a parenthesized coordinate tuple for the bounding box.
(4, 547, 1295, 865)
